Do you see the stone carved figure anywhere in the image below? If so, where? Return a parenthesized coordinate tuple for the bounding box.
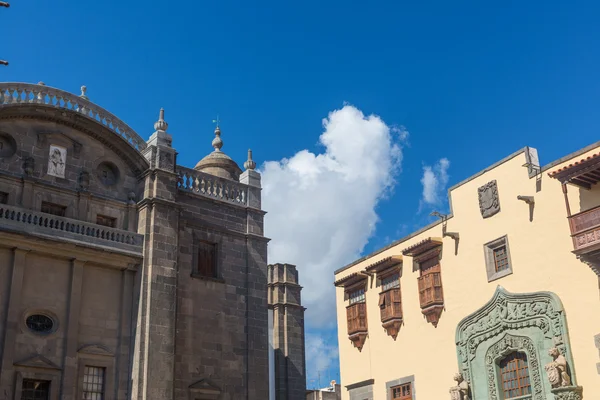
(478, 180, 500, 218)
(78, 171, 90, 191)
(47, 145, 66, 178)
(449, 373, 470, 400)
(545, 347, 571, 388)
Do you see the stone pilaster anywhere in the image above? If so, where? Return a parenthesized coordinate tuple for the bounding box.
(131, 111, 180, 400)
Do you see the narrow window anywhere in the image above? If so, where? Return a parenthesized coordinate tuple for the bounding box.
(493, 245, 509, 272)
(499, 352, 531, 399)
(96, 215, 116, 228)
(21, 379, 51, 400)
(83, 366, 106, 400)
(0, 191, 7, 204)
(197, 241, 217, 278)
(391, 382, 412, 399)
(41, 201, 66, 217)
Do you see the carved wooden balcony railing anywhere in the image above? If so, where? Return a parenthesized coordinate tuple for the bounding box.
(0, 82, 147, 152)
(0, 204, 143, 256)
(417, 271, 444, 308)
(379, 288, 403, 340)
(379, 288, 402, 323)
(568, 204, 600, 254)
(177, 166, 248, 206)
(346, 302, 368, 351)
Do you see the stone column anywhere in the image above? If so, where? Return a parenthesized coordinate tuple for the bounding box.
(0, 248, 29, 398)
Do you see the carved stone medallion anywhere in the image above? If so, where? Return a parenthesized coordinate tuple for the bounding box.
(47, 145, 67, 178)
(478, 180, 500, 218)
(96, 161, 119, 186)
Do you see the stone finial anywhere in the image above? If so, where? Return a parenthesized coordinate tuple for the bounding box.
(154, 108, 168, 132)
(212, 126, 223, 152)
(38, 81, 45, 86)
(244, 149, 256, 170)
(79, 85, 88, 100)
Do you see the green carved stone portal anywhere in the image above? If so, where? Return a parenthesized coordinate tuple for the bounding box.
(455, 286, 582, 400)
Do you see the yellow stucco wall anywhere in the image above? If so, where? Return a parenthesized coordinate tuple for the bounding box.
(334, 145, 600, 400)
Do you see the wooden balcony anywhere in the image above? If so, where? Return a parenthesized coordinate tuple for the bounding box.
(417, 272, 444, 308)
(346, 302, 368, 351)
(379, 288, 402, 323)
(569, 204, 600, 254)
(346, 302, 368, 336)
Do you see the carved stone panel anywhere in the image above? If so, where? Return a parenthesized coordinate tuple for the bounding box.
(47, 144, 67, 178)
(455, 287, 579, 400)
(478, 180, 500, 218)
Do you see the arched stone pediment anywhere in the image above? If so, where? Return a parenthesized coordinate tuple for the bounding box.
(454, 286, 578, 399)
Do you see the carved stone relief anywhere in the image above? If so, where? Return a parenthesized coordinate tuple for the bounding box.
(478, 180, 500, 218)
(455, 287, 580, 399)
(22, 157, 34, 176)
(47, 145, 67, 178)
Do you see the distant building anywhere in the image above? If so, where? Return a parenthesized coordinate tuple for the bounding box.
(0, 82, 306, 400)
(334, 143, 600, 399)
(306, 381, 341, 400)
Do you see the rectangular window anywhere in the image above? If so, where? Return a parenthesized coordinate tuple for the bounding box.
(197, 241, 217, 278)
(41, 201, 66, 217)
(381, 272, 400, 291)
(0, 191, 7, 204)
(83, 366, 105, 400)
(493, 245, 509, 272)
(348, 287, 365, 305)
(484, 235, 513, 282)
(21, 379, 51, 400)
(391, 382, 412, 399)
(96, 215, 116, 228)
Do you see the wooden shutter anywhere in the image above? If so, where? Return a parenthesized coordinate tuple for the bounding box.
(197, 242, 216, 277)
(418, 261, 442, 308)
(391, 288, 402, 318)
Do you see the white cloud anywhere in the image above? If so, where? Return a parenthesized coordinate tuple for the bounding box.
(260, 104, 405, 328)
(420, 158, 450, 206)
(305, 333, 339, 386)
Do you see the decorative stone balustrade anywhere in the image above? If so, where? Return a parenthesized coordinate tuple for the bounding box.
(0, 204, 143, 256)
(177, 166, 247, 206)
(0, 82, 147, 152)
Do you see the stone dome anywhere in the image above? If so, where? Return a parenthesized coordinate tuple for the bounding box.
(194, 126, 242, 181)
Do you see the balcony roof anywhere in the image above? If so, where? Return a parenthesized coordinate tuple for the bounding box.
(402, 237, 443, 257)
(334, 272, 368, 288)
(364, 255, 403, 273)
(548, 151, 600, 189)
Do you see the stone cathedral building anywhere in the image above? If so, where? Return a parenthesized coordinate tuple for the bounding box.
(0, 82, 306, 400)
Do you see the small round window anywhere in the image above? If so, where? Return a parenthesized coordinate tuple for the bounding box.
(25, 314, 55, 334)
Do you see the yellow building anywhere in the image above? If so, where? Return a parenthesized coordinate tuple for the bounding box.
(334, 143, 600, 400)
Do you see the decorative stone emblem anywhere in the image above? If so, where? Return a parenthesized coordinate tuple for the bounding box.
(47, 144, 66, 178)
(22, 157, 35, 176)
(449, 373, 470, 400)
(96, 161, 119, 186)
(478, 180, 500, 218)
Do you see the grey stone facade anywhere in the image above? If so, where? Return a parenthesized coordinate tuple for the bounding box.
(0, 82, 285, 399)
(268, 263, 307, 400)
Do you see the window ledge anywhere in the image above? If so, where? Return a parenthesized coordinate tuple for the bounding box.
(190, 273, 225, 284)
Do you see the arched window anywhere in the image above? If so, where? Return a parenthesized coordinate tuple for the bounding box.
(499, 352, 532, 398)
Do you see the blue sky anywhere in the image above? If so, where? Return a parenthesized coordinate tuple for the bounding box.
(3, 0, 600, 388)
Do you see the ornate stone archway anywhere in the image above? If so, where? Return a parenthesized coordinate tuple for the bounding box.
(454, 286, 582, 399)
